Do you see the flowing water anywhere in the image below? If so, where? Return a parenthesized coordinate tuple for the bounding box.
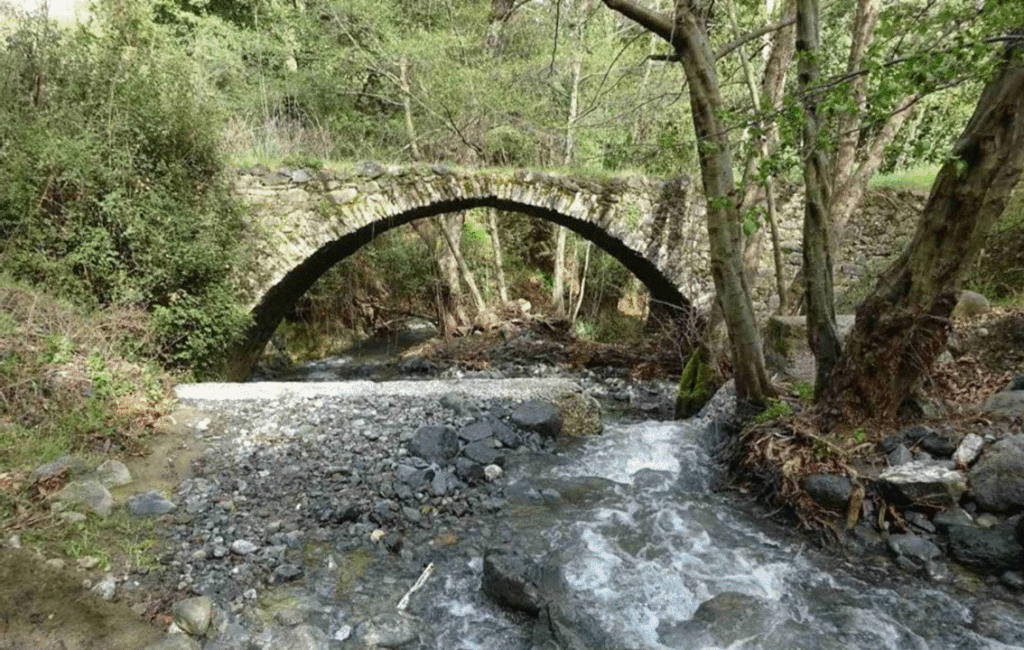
(267, 385, 1024, 650)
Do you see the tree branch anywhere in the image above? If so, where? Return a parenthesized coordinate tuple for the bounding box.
(601, 0, 676, 46)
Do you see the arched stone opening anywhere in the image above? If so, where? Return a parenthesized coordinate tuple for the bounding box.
(228, 197, 692, 379)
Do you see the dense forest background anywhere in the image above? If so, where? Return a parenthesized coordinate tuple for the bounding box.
(0, 0, 1014, 377)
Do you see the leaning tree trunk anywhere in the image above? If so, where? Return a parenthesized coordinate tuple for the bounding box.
(820, 42, 1024, 423)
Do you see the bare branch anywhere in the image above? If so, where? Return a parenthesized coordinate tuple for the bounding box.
(601, 0, 676, 46)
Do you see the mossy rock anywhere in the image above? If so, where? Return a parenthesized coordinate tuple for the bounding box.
(675, 349, 718, 419)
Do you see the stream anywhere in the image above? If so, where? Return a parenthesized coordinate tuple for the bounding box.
(164, 335, 1024, 650)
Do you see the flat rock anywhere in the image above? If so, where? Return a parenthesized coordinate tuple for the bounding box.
(510, 400, 563, 439)
(55, 479, 114, 518)
(969, 435, 1024, 512)
(888, 533, 942, 565)
(947, 524, 1024, 573)
(127, 491, 177, 516)
(877, 461, 966, 509)
(982, 391, 1024, 416)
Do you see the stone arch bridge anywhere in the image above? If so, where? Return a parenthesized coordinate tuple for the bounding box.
(228, 162, 917, 378)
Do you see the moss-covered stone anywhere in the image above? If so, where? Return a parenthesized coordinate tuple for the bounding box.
(675, 348, 717, 419)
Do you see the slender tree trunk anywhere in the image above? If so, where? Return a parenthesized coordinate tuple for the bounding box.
(602, 0, 772, 406)
(438, 213, 486, 313)
(487, 210, 509, 303)
(571, 241, 592, 322)
(821, 44, 1024, 423)
(399, 55, 421, 160)
(796, 0, 841, 398)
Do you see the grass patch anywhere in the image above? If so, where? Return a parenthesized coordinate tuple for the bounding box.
(869, 165, 940, 192)
(20, 513, 160, 574)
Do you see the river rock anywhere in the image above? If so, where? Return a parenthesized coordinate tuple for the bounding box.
(933, 506, 974, 530)
(276, 623, 329, 650)
(534, 597, 614, 650)
(407, 425, 459, 465)
(953, 433, 985, 468)
(33, 454, 91, 481)
(94, 459, 132, 487)
(887, 445, 913, 466)
(231, 539, 259, 555)
(354, 612, 419, 649)
(802, 474, 852, 512)
(946, 523, 1024, 573)
(458, 420, 495, 443)
(145, 635, 201, 650)
(127, 490, 177, 516)
(463, 439, 504, 466)
(887, 533, 942, 566)
(982, 390, 1024, 416)
(876, 461, 966, 509)
(481, 548, 566, 616)
(173, 596, 214, 636)
(54, 479, 114, 518)
(510, 400, 563, 439)
(657, 591, 773, 649)
(919, 432, 958, 458)
(969, 435, 1024, 512)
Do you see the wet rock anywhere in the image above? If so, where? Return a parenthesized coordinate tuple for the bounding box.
(802, 474, 852, 512)
(94, 459, 132, 487)
(173, 596, 214, 637)
(407, 425, 459, 465)
(127, 490, 177, 516)
(534, 597, 614, 650)
(887, 533, 942, 566)
(274, 623, 328, 650)
(354, 612, 419, 649)
(969, 435, 1024, 512)
(947, 523, 1024, 573)
(481, 548, 566, 615)
(877, 461, 966, 509)
(510, 400, 563, 439)
(658, 592, 772, 649)
(54, 479, 114, 518)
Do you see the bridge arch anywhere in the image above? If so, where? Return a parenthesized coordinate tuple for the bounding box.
(228, 164, 711, 378)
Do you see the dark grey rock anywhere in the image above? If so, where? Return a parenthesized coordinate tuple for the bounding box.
(947, 523, 1024, 573)
(901, 426, 934, 446)
(481, 548, 566, 616)
(887, 445, 913, 466)
(127, 490, 177, 516)
(463, 439, 504, 466)
(920, 433, 958, 458)
(969, 435, 1024, 512)
(802, 474, 852, 512)
(933, 506, 974, 530)
(534, 598, 614, 650)
(407, 426, 459, 465)
(454, 458, 485, 485)
(272, 564, 304, 583)
(458, 421, 494, 442)
(510, 400, 563, 439)
(887, 533, 942, 566)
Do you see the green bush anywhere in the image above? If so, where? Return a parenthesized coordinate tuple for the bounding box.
(0, 5, 251, 375)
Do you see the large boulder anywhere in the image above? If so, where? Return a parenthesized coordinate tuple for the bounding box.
(510, 400, 563, 440)
(406, 426, 459, 465)
(877, 461, 966, 509)
(969, 435, 1024, 512)
(481, 548, 565, 616)
(947, 523, 1024, 573)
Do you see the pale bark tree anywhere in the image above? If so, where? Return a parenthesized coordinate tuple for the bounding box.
(796, 0, 841, 398)
(602, 0, 773, 406)
(821, 41, 1024, 423)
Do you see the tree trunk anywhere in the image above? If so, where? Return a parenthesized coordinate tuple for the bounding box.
(438, 213, 486, 314)
(821, 44, 1024, 423)
(602, 0, 772, 406)
(796, 0, 841, 398)
(487, 209, 509, 303)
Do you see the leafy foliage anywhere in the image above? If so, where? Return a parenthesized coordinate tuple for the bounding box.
(0, 4, 250, 374)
